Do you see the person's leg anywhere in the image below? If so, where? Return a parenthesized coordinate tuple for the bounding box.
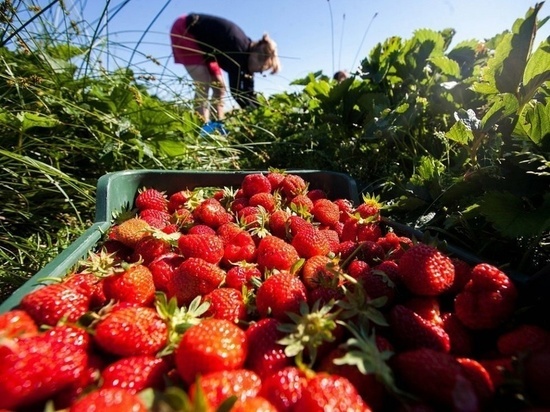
(184, 64, 213, 122)
(207, 62, 226, 121)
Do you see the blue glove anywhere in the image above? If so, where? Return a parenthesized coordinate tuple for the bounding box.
(200, 121, 228, 136)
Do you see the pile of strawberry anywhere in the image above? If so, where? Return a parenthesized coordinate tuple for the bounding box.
(1, 171, 549, 411)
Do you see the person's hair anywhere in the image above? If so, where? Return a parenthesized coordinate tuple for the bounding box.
(251, 33, 281, 74)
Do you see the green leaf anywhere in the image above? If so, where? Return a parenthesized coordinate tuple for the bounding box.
(522, 101, 550, 145)
(521, 39, 550, 103)
(479, 191, 550, 238)
(481, 93, 519, 131)
(429, 56, 461, 77)
(446, 121, 474, 145)
(16, 112, 60, 132)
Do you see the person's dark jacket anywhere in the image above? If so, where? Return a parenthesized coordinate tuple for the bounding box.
(185, 13, 258, 109)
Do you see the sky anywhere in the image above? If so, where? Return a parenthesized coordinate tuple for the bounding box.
(31, 1, 550, 101)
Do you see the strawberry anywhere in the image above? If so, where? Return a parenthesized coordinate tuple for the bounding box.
(168, 189, 192, 213)
(241, 173, 272, 197)
(0, 325, 90, 410)
(356, 222, 382, 242)
(402, 296, 443, 326)
(220, 227, 257, 265)
(256, 235, 300, 273)
(178, 233, 224, 264)
(203, 287, 248, 323)
(189, 369, 262, 410)
(230, 195, 250, 214)
(454, 263, 518, 330)
(255, 272, 308, 321)
(175, 318, 248, 385)
(397, 243, 455, 296)
(280, 174, 308, 198)
(449, 257, 473, 294)
(286, 214, 312, 238)
(102, 262, 156, 306)
(312, 198, 340, 227)
(110, 217, 151, 248)
(268, 209, 290, 238)
(245, 318, 292, 380)
(231, 396, 278, 412)
(139, 208, 172, 229)
(355, 194, 382, 220)
(291, 226, 331, 259)
(258, 366, 308, 411)
(294, 372, 372, 411)
(167, 257, 226, 306)
(334, 198, 354, 222)
(289, 194, 314, 213)
(100, 355, 171, 394)
(249, 192, 277, 213)
(302, 255, 341, 290)
(225, 264, 262, 290)
(173, 207, 195, 228)
(266, 169, 287, 191)
(135, 187, 168, 212)
(148, 252, 185, 293)
(19, 281, 90, 326)
(388, 304, 451, 353)
(358, 265, 397, 307)
(456, 357, 495, 406)
(376, 231, 411, 260)
(63, 272, 107, 309)
(0, 309, 38, 339)
(440, 312, 474, 356)
(307, 188, 327, 202)
(93, 305, 167, 357)
(391, 347, 479, 410)
(496, 324, 550, 356)
(131, 232, 176, 265)
(187, 223, 217, 235)
(69, 387, 147, 412)
(193, 197, 233, 229)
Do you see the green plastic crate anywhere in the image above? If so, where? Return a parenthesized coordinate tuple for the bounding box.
(0, 169, 359, 312)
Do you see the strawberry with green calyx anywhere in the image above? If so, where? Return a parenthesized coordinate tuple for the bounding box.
(0, 309, 38, 339)
(268, 208, 291, 238)
(249, 191, 278, 213)
(312, 198, 340, 227)
(280, 173, 308, 199)
(174, 318, 248, 386)
(69, 387, 148, 412)
(225, 262, 262, 290)
(356, 193, 384, 221)
(139, 208, 172, 229)
(93, 304, 168, 357)
(193, 197, 233, 229)
(177, 233, 224, 264)
(277, 300, 340, 369)
(148, 252, 185, 293)
(301, 254, 343, 290)
(131, 229, 180, 265)
(241, 205, 272, 241)
(256, 235, 301, 273)
(155, 292, 210, 356)
(203, 287, 248, 323)
(110, 217, 152, 248)
(291, 226, 332, 259)
(289, 194, 314, 214)
(241, 173, 272, 197)
(102, 260, 156, 306)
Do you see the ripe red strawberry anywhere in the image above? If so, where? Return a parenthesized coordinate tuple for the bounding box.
(456, 357, 495, 406)
(178, 233, 224, 264)
(168, 189, 192, 213)
(397, 243, 455, 296)
(258, 366, 308, 411)
(358, 265, 397, 307)
(63, 272, 107, 309)
(449, 257, 473, 294)
(334, 198, 354, 222)
(187, 223, 217, 235)
(269, 209, 290, 238)
(220, 227, 257, 265)
(231, 396, 278, 412)
(388, 304, 451, 353)
(69, 387, 147, 412)
(255, 272, 308, 321)
(203, 287, 248, 323)
(312, 198, 340, 227)
(256, 235, 300, 273)
(225, 264, 262, 290)
(249, 192, 277, 213)
(102, 262, 156, 306)
(110, 217, 152, 248)
(286, 214, 312, 238)
(0, 309, 38, 339)
(307, 188, 327, 202)
(266, 170, 287, 191)
(454, 263, 518, 330)
(139, 208, 172, 229)
(193, 197, 233, 229)
(19, 281, 90, 326)
(376, 231, 412, 260)
(94, 305, 167, 357)
(100, 355, 171, 394)
(131, 232, 176, 265)
(167, 257, 226, 306)
(441, 312, 474, 356)
(289, 194, 314, 213)
(189, 369, 262, 410)
(0, 325, 90, 410)
(391, 347, 479, 410)
(245, 318, 292, 380)
(135, 187, 168, 212)
(148, 252, 185, 293)
(302, 255, 341, 289)
(496, 324, 550, 356)
(173, 207, 195, 227)
(294, 372, 372, 411)
(241, 173, 272, 197)
(280, 174, 308, 198)
(230, 195, 250, 214)
(291, 227, 331, 259)
(175, 318, 248, 385)
(402, 296, 443, 326)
